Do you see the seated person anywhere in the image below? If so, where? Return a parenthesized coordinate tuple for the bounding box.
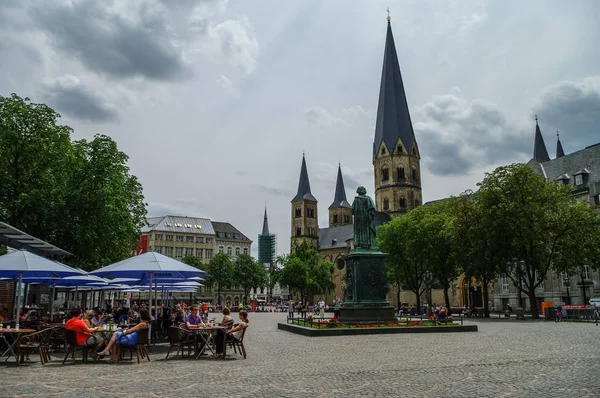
(92, 311, 105, 327)
(438, 307, 447, 321)
(83, 310, 95, 327)
(65, 308, 104, 352)
(174, 310, 184, 324)
(218, 307, 234, 329)
(98, 309, 151, 362)
(215, 310, 248, 358)
(185, 305, 204, 330)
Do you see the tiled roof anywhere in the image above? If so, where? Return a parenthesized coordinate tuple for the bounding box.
(318, 225, 353, 250)
(141, 215, 215, 235)
(536, 143, 600, 185)
(211, 221, 252, 243)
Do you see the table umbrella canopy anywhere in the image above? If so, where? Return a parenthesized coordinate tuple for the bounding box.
(90, 252, 206, 279)
(0, 250, 86, 279)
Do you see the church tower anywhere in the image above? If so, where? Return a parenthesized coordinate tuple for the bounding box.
(291, 154, 319, 249)
(533, 116, 551, 162)
(373, 17, 422, 218)
(328, 164, 352, 227)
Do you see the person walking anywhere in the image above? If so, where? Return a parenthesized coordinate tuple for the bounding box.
(318, 299, 325, 319)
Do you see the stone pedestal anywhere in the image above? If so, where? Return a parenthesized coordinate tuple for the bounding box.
(339, 250, 396, 324)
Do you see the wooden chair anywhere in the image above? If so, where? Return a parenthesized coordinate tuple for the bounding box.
(117, 328, 150, 364)
(62, 329, 98, 364)
(224, 326, 247, 359)
(17, 328, 52, 365)
(165, 326, 195, 360)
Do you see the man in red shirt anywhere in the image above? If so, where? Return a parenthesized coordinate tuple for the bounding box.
(65, 308, 103, 350)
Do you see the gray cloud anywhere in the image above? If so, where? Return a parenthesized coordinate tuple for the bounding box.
(30, 1, 190, 81)
(41, 75, 119, 123)
(413, 91, 530, 176)
(253, 184, 291, 198)
(535, 77, 600, 152)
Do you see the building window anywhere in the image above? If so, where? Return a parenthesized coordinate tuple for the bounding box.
(333, 214, 338, 224)
(584, 265, 590, 280)
(206, 237, 213, 244)
(165, 235, 173, 241)
(196, 236, 204, 243)
(154, 234, 163, 240)
(561, 273, 570, 289)
(185, 247, 193, 256)
(295, 208, 302, 218)
(175, 247, 183, 258)
(344, 214, 350, 223)
(501, 274, 509, 292)
(415, 199, 420, 207)
(412, 168, 418, 182)
(233, 233, 240, 239)
(307, 208, 315, 218)
(225, 233, 232, 238)
(396, 167, 405, 181)
(153, 246, 162, 254)
(575, 174, 583, 185)
(296, 227, 302, 237)
(165, 247, 173, 257)
(218, 246, 224, 254)
(235, 247, 240, 256)
(383, 198, 389, 210)
(397, 144, 403, 153)
(595, 195, 600, 205)
(186, 236, 194, 242)
(400, 198, 407, 208)
(412, 147, 417, 155)
(381, 147, 386, 155)
(205, 249, 213, 259)
(196, 248, 203, 258)
(227, 247, 232, 255)
(243, 248, 248, 255)
(217, 232, 224, 238)
(382, 168, 389, 181)
(176, 235, 184, 242)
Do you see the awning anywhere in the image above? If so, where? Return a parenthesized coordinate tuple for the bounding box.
(0, 221, 72, 257)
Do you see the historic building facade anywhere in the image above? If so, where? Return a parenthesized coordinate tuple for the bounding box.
(492, 120, 600, 310)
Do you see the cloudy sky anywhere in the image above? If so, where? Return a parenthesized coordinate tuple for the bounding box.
(1, 0, 599, 255)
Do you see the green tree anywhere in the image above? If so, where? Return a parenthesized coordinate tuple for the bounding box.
(0, 94, 147, 269)
(278, 240, 334, 301)
(472, 164, 584, 318)
(551, 200, 600, 304)
(233, 254, 268, 304)
(181, 255, 204, 269)
(205, 253, 234, 304)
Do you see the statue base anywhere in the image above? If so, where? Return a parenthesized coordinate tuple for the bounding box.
(339, 250, 396, 324)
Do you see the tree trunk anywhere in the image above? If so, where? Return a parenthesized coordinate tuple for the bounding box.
(443, 286, 451, 309)
(413, 289, 421, 314)
(396, 280, 401, 309)
(581, 273, 587, 304)
(528, 289, 539, 319)
(482, 277, 490, 318)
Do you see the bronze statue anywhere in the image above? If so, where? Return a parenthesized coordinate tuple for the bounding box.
(351, 186, 377, 250)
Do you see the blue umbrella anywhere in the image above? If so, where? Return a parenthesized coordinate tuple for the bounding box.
(90, 252, 206, 319)
(0, 251, 86, 328)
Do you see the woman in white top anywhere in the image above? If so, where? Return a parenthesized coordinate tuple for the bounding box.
(215, 310, 248, 358)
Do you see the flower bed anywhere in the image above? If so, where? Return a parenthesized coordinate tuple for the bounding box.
(290, 319, 455, 329)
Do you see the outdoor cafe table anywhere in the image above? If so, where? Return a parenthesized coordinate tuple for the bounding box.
(186, 326, 227, 359)
(0, 328, 36, 364)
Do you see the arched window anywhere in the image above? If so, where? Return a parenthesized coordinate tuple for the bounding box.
(400, 198, 407, 208)
(295, 208, 301, 218)
(397, 167, 405, 181)
(397, 144, 403, 153)
(381, 147, 386, 155)
(383, 198, 390, 210)
(296, 227, 302, 237)
(344, 214, 350, 223)
(333, 214, 338, 224)
(412, 168, 418, 182)
(382, 168, 389, 181)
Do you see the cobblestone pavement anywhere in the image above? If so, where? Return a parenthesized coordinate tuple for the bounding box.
(1, 314, 599, 397)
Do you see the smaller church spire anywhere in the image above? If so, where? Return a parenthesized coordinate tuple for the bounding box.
(533, 115, 550, 163)
(329, 164, 351, 209)
(292, 154, 317, 202)
(262, 206, 270, 235)
(556, 131, 565, 158)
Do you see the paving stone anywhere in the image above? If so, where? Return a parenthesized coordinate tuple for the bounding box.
(1, 314, 599, 397)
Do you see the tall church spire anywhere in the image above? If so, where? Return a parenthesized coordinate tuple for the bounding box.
(373, 18, 417, 159)
(556, 131, 565, 158)
(533, 116, 550, 163)
(292, 154, 317, 202)
(329, 164, 351, 209)
(262, 206, 270, 235)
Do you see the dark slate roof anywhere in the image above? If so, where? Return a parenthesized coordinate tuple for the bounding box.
(556, 132, 565, 158)
(261, 207, 269, 235)
(318, 225, 353, 250)
(373, 21, 417, 159)
(533, 120, 550, 163)
(211, 221, 252, 243)
(529, 142, 600, 186)
(292, 155, 317, 202)
(329, 165, 351, 209)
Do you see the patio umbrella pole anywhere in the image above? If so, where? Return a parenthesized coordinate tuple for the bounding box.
(148, 272, 153, 321)
(50, 280, 57, 321)
(74, 285, 79, 310)
(15, 272, 22, 329)
(154, 279, 158, 321)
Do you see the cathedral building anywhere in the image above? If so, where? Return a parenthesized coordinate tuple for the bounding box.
(289, 17, 420, 305)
